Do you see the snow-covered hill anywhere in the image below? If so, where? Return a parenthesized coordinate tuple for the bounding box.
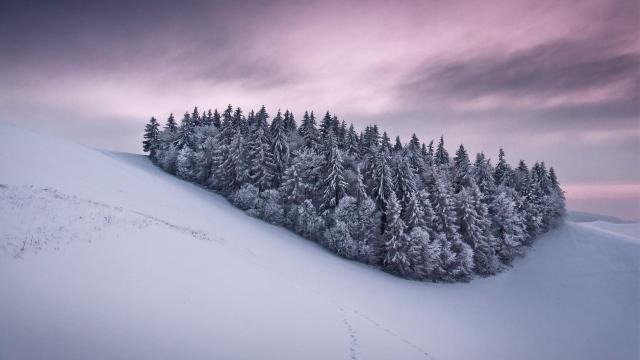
(1, 123, 638, 360)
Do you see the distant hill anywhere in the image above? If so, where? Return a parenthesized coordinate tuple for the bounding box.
(567, 211, 636, 224)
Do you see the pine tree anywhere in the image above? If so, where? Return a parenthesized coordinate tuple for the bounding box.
(233, 107, 248, 136)
(201, 109, 212, 127)
(220, 105, 234, 144)
(452, 144, 472, 192)
(431, 169, 474, 281)
(283, 110, 297, 133)
(493, 148, 513, 186)
(211, 109, 222, 128)
(393, 136, 403, 152)
(345, 124, 360, 158)
(247, 125, 275, 191)
(270, 110, 290, 187)
(364, 146, 395, 213)
(280, 149, 321, 205)
(221, 131, 249, 192)
(298, 111, 319, 150)
(175, 112, 196, 150)
(319, 111, 333, 140)
(490, 187, 527, 264)
(473, 152, 496, 203)
(434, 136, 450, 166)
(142, 117, 160, 159)
(191, 107, 201, 127)
(381, 132, 392, 153)
(455, 183, 499, 275)
(380, 192, 412, 275)
(164, 113, 178, 133)
(319, 131, 348, 213)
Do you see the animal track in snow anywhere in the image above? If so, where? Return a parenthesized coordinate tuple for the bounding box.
(339, 307, 360, 360)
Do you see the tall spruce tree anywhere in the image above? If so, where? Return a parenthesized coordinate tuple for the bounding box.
(319, 131, 348, 213)
(434, 136, 450, 166)
(142, 117, 160, 159)
(270, 110, 290, 188)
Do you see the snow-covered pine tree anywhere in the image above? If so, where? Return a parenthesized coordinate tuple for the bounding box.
(547, 166, 566, 223)
(363, 145, 395, 232)
(319, 131, 348, 213)
(247, 125, 275, 191)
(211, 109, 221, 128)
(452, 144, 472, 192)
(380, 192, 412, 276)
(175, 112, 197, 150)
(381, 132, 392, 153)
(283, 110, 297, 133)
(405, 134, 426, 178)
(473, 152, 496, 204)
(191, 107, 201, 127)
(493, 148, 513, 187)
(431, 169, 474, 281)
(393, 136, 403, 152)
(270, 110, 290, 188)
(337, 120, 347, 148)
(319, 111, 333, 141)
(233, 107, 249, 137)
(298, 111, 320, 150)
(434, 136, 450, 166)
(221, 130, 250, 192)
(220, 105, 234, 144)
(164, 113, 178, 133)
(455, 183, 499, 275)
(345, 124, 360, 159)
(490, 186, 527, 264)
(279, 149, 321, 205)
(142, 117, 160, 159)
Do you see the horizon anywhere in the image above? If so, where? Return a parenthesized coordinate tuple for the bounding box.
(1, 0, 638, 220)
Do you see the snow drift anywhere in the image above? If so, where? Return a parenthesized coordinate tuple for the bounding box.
(0, 123, 638, 360)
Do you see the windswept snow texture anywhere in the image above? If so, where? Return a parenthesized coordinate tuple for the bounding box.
(0, 123, 638, 360)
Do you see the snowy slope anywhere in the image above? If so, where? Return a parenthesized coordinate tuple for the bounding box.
(1, 123, 638, 360)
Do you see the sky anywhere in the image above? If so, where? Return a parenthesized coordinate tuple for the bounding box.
(1, 0, 638, 220)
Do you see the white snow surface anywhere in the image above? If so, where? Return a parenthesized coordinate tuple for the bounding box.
(1, 123, 638, 360)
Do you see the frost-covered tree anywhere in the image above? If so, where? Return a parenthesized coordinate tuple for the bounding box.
(221, 131, 249, 192)
(175, 112, 197, 150)
(434, 136, 450, 166)
(473, 152, 496, 203)
(293, 199, 325, 241)
(283, 110, 297, 133)
(164, 113, 178, 133)
(270, 110, 290, 187)
(280, 149, 321, 205)
(452, 144, 472, 192)
(491, 187, 527, 264)
(456, 183, 499, 275)
(493, 148, 513, 187)
(431, 170, 474, 281)
(364, 146, 395, 212)
(247, 125, 275, 191)
(380, 192, 412, 276)
(298, 111, 319, 150)
(319, 132, 348, 213)
(142, 117, 160, 159)
(231, 183, 260, 210)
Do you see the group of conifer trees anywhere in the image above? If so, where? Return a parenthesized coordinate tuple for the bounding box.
(143, 105, 565, 281)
